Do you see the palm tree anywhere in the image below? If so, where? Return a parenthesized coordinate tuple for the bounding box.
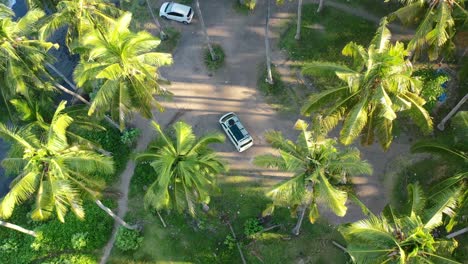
(39, 0, 121, 52)
(302, 18, 432, 150)
(390, 0, 467, 61)
(146, 0, 167, 40)
(0, 5, 58, 120)
(0, 101, 136, 230)
(254, 120, 372, 235)
(135, 121, 227, 217)
(265, 0, 273, 84)
(0, 219, 37, 237)
(293, 0, 303, 40)
(195, 0, 217, 61)
(73, 12, 173, 130)
(340, 183, 461, 263)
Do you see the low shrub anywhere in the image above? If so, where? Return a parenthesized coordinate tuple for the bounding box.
(243, 218, 263, 238)
(120, 128, 141, 146)
(414, 67, 449, 111)
(115, 227, 143, 252)
(71, 233, 89, 250)
(41, 254, 97, 264)
(204, 44, 225, 71)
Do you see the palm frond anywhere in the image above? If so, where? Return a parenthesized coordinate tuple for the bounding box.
(371, 17, 391, 52)
(411, 141, 467, 161)
(317, 172, 348, 217)
(340, 98, 369, 145)
(300, 86, 348, 115)
(407, 183, 426, 216)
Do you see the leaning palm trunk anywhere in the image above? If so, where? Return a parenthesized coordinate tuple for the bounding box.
(146, 0, 167, 40)
(195, 0, 217, 61)
(291, 203, 309, 235)
(0, 220, 37, 237)
(94, 200, 138, 230)
(292, 182, 314, 235)
(446, 227, 468, 239)
(317, 0, 324, 13)
(295, 0, 303, 40)
(54, 83, 120, 130)
(437, 93, 468, 130)
(265, 0, 273, 84)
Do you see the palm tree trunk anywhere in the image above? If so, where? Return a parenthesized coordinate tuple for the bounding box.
(227, 222, 247, 264)
(53, 83, 120, 130)
(294, 0, 303, 40)
(317, 0, 324, 13)
(195, 0, 217, 61)
(265, 0, 273, 84)
(94, 200, 138, 230)
(292, 182, 314, 236)
(146, 0, 167, 40)
(291, 203, 308, 236)
(446, 227, 468, 239)
(0, 220, 37, 237)
(437, 93, 468, 130)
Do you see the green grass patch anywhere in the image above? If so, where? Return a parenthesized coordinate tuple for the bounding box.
(280, 4, 376, 62)
(113, 169, 348, 263)
(204, 44, 225, 71)
(389, 158, 459, 211)
(258, 64, 299, 113)
(279, 4, 376, 92)
(155, 27, 181, 54)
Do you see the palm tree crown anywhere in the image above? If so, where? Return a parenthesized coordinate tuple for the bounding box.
(302, 18, 432, 150)
(73, 12, 172, 130)
(340, 183, 461, 263)
(0, 101, 114, 222)
(136, 121, 227, 217)
(391, 0, 467, 61)
(0, 5, 58, 119)
(255, 120, 372, 234)
(39, 0, 121, 51)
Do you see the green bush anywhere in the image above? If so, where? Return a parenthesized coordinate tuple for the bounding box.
(204, 44, 225, 71)
(243, 0, 256, 10)
(0, 238, 19, 254)
(120, 128, 141, 145)
(223, 234, 236, 250)
(115, 227, 143, 252)
(243, 218, 263, 237)
(414, 67, 449, 111)
(71, 233, 89, 250)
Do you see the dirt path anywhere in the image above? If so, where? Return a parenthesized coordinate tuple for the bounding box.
(100, 1, 414, 262)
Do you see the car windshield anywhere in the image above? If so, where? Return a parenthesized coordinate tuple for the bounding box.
(165, 3, 172, 12)
(187, 8, 192, 17)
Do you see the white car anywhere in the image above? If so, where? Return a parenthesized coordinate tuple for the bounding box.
(159, 2, 194, 24)
(219, 112, 253, 152)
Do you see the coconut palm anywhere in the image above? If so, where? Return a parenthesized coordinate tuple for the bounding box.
(0, 101, 136, 229)
(302, 18, 432, 150)
(390, 0, 467, 61)
(254, 120, 372, 235)
(73, 12, 172, 130)
(340, 183, 461, 263)
(135, 121, 227, 217)
(39, 0, 121, 52)
(0, 5, 58, 120)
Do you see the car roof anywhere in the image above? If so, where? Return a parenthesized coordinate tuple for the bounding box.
(169, 3, 191, 15)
